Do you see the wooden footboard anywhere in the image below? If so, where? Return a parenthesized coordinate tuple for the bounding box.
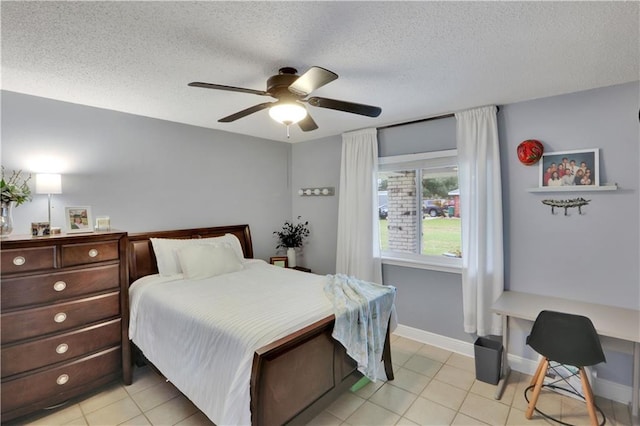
(251, 316, 394, 426)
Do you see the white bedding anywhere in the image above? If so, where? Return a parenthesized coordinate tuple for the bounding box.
(129, 259, 333, 426)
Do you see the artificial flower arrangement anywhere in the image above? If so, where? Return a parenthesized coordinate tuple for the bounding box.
(1, 166, 32, 206)
(274, 216, 310, 249)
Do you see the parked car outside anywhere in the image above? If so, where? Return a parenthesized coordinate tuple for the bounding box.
(423, 200, 444, 217)
(379, 205, 388, 219)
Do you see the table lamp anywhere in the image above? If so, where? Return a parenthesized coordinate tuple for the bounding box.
(35, 173, 62, 225)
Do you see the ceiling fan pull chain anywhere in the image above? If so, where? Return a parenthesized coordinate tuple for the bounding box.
(286, 124, 291, 139)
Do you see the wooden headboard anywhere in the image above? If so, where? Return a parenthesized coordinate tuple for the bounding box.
(127, 224, 253, 284)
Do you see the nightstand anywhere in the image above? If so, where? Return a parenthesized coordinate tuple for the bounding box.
(291, 266, 311, 273)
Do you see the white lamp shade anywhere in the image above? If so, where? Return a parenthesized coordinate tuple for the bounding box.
(268, 103, 307, 125)
(36, 173, 62, 194)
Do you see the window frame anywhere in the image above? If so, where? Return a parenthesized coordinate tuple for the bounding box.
(378, 149, 462, 274)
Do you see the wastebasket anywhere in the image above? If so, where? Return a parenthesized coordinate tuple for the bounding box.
(474, 337, 503, 385)
(448, 206, 455, 217)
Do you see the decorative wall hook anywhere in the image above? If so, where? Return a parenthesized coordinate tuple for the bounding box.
(541, 197, 590, 216)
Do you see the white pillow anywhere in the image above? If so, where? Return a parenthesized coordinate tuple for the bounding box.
(150, 234, 245, 277)
(176, 244, 243, 280)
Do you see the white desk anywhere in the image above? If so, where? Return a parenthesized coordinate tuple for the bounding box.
(491, 291, 640, 419)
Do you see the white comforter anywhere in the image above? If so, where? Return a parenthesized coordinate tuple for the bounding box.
(129, 259, 333, 426)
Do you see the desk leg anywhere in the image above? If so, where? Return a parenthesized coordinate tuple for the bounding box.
(632, 341, 639, 420)
(494, 314, 511, 400)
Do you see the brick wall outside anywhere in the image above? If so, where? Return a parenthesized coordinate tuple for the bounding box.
(386, 171, 418, 253)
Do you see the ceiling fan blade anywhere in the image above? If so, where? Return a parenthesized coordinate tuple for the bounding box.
(218, 102, 274, 123)
(288, 67, 338, 97)
(307, 97, 382, 117)
(188, 82, 269, 97)
(298, 113, 318, 132)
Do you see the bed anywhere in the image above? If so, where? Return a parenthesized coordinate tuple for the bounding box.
(123, 224, 394, 426)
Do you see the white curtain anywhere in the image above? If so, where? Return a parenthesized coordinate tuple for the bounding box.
(455, 106, 504, 336)
(336, 128, 383, 284)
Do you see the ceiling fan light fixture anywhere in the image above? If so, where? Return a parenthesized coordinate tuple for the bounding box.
(268, 102, 307, 125)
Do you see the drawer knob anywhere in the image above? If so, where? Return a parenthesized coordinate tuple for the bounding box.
(12, 256, 26, 266)
(56, 374, 69, 385)
(53, 281, 67, 292)
(56, 343, 69, 354)
(88, 249, 99, 258)
(54, 312, 67, 323)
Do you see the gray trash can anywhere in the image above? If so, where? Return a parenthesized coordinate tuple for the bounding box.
(474, 337, 503, 385)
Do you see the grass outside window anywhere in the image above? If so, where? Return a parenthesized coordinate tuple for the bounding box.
(380, 217, 461, 256)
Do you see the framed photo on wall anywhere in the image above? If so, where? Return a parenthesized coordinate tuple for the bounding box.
(65, 206, 94, 233)
(270, 256, 288, 268)
(539, 149, 599, 187)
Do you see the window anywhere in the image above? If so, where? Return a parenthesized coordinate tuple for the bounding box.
(378, 150, 461, 272)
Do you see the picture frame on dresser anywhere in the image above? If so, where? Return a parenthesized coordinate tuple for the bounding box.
(539, 149, 599, 187)
(65, 206, 93, 233)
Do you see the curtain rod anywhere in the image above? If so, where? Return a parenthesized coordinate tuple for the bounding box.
(377, 106, 500, 131)
(377, 113, 454, 130)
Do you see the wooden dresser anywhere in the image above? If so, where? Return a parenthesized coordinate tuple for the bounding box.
(0, 231, 130, 422)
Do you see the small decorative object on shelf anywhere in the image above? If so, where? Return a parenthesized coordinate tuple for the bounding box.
(541, 197, 590, 216)
(274, 216, 310, 268)
(95, 216, 111, 231)
(1, 167, 32, 237)
(517, 140, 544, 165)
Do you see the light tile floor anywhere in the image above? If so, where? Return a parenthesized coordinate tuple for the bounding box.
(14, 334, 633, 426)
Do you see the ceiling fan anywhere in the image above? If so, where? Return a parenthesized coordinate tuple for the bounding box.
(188, 66, 382, 135)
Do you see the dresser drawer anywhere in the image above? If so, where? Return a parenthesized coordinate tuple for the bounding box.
(1, 319, 121, 377)
(1, 246, 56, 274)
(1, 264, 120, 310)
(62, 241, 119, 267)
(1, 346, 120, 414)
(1, 292, 120, 344)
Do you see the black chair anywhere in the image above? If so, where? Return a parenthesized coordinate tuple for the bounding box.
(525, 310, 606, 426)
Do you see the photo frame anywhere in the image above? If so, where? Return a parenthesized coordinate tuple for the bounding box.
(31, 222, 50, 237)
(539, 149, 599, 187)
(270, 256, 288, 268)
(65, 206, 94, 233)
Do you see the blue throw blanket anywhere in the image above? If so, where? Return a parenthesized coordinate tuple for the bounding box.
(324, 274, 396, 381)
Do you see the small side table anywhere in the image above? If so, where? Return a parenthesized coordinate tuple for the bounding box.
(290, 266, 311, 273)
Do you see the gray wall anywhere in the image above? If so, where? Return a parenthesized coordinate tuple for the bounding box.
(291, 81, 639, 388)
(3, 82, 638, 390)
(290, 136, 342, 275)
(499, 81, 639, 386)
(1, 91, 292, 261)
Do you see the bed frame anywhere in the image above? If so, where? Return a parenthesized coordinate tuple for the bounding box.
(124, 224, 393, 426)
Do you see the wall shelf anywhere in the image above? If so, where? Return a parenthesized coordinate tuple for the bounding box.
(527, 183, 618, 193)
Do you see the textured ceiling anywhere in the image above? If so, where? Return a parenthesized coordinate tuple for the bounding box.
(2, 1, 638, 143)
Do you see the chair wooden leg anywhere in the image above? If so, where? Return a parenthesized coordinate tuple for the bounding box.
(579, 367, 599, 426)
(530, 357, 546, 386)
(526, 358, 548, 420)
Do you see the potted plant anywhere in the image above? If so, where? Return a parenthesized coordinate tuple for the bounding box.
(1, 167, 32, 236)
(273, 216, 309, 267)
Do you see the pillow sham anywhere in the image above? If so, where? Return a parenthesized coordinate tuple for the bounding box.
(150, 233, 245, 277)
(176, 244, 243, 280)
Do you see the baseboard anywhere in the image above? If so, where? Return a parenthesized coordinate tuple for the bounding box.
(393, 324, 633, 405)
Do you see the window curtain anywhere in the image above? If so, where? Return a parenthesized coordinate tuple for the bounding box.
(335, 128, 383, 284)
(455, 106, 504, 336)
